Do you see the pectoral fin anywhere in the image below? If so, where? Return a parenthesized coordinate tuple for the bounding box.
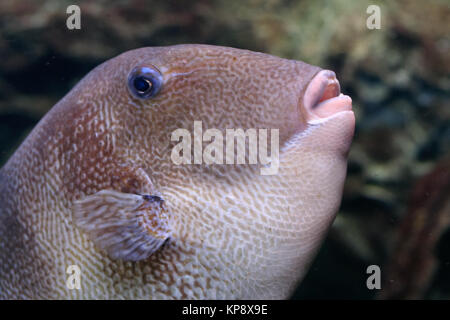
(73, 190, 170, 261)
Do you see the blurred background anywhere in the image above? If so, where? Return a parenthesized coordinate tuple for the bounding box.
(0, 0, 449, 299)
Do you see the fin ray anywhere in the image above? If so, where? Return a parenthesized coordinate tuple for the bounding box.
(73, 189, 170, 261)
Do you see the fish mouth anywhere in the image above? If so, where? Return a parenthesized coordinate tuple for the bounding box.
(303, 70, 352, 123)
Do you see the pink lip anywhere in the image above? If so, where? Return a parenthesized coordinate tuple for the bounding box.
(303, 70, 352, 121)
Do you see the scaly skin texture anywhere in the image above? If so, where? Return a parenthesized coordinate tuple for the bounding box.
(0, 44, 355, 299)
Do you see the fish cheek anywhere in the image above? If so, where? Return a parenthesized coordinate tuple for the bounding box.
(61, 98, 172, 261)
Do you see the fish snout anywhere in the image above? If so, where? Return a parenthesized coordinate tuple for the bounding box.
(302, 70, 353, 124)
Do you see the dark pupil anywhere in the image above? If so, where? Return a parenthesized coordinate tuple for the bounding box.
(134, 77, 151, 92)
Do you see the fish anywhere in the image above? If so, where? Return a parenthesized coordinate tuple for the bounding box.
(0, 44, 354, 299)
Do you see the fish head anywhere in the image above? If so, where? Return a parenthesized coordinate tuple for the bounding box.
(66, 44, 355, 298)
(82, 44, 354, 170)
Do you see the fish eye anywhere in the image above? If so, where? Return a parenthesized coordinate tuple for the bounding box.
(127, 66, 163, 99)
